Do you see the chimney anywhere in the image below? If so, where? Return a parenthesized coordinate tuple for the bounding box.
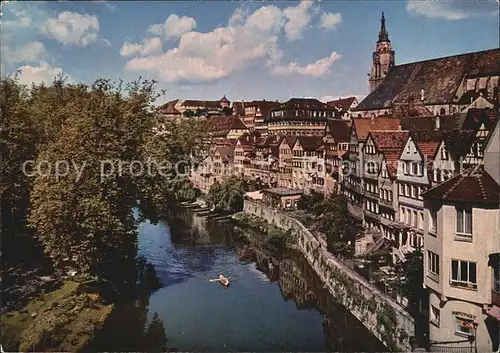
(420, 89, 425, 101)
(434, 116, 440, 130)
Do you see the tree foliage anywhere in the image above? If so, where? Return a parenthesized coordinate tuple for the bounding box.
(206, 176, 245, 213)
(2, 75, 203, 292)
(392, 248, 425, 316)
(297, 189, 324, 215)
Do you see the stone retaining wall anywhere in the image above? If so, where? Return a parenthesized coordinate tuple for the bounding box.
(243, 199, 415, 352)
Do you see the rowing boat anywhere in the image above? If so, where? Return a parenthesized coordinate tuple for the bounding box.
(219, 276, 229, 287)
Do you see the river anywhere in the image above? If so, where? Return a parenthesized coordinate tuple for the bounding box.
(91, 208, 386, 352)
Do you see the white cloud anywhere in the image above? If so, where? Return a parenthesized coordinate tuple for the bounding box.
(3, 41, 46, 64)
(16, 62, 72, 86)
(125, 5, 284, 83)
(41, 11, 100, 46)
(148, 14, 197, 39)
(407, 0, 497, 20)
(120, 37, 162, 57)
(228, 8, 246, 27)
(100, 38, 112, 47)
(319, 12, 341, 29)
(125, 3, 343, 84)
(272, 51, 341, 77)
(283, 0, 318, 41)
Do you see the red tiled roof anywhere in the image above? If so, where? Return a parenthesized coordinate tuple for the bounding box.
(215, 146, 234, 162)
(205, 116, 248, 137)
(326, 97, 357, 111)
(355, 48, 500, 111)
(410, 130, 445, 159)
(382, 152, 399, 178)
(352, 117, 401, 141)
(282, 135, 298, 148)
(423, 165, 500, 204)
(326, 119, 352, 142)
(369, 130, 409, 151)
(295, 136, 324, 151)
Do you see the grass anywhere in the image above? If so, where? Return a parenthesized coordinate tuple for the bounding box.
(1, 281, 114, 352)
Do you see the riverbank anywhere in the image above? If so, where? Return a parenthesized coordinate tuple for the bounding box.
(1, 280, 113, 351)
(241, 199, 415, 352)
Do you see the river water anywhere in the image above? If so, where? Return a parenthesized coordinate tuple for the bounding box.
(92, 208, 386, 352)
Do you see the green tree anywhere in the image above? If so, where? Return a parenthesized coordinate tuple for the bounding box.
(183, 109, 195, 117)
(207, 176, 245, 213)
(297, 189, 324, 215)
(392, 248, 425, 317)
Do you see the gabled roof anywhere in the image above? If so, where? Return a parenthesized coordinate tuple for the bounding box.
(205, 116, 248, 137)
(325, 119, 352, 143)
(351, 117, 401, 141)
(219, 95, 230, 103)
(382, 152, 399, 178)
(326, 97, 357, 111)
(423, 165, 500, 204)
(281, 135, 298, 149)
(460, 107, 498, 132)
(410, 130, 445, 160)
(295, 136, 324, 151)
(354, 48, 500, 111)
(214, 146, 234, 163)
(369, 130, 409, 151)
(440, 130, 476, 160)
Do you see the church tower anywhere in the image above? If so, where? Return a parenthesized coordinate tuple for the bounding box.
(369, 12, 395, 92)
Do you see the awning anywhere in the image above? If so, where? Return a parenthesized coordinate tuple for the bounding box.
(486, 305, 500, 322)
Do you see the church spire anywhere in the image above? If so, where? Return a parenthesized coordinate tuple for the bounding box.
(378, 11, 389, 42)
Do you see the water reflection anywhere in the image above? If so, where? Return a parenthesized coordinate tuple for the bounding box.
(245, 238, 388, 352)
(90, 207, 385, 352)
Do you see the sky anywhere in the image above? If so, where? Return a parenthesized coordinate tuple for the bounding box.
(1, 0, 499, 105)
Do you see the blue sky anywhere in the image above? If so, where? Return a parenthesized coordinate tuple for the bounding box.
(2, 0, 498, 105)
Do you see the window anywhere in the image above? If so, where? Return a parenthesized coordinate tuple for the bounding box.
(412, 210, 418, 227)
(402, 162, 408, 175)
(455, 317, 474, 337)
(400, 208, 405, 223)
(411, 162, 418, 175)
(456, 208, 472, 235)
(441, 145, 449, 160)
(428, 251, 440, 275)
(451, 259, 477, 289)
(420, 213, 424, 230)
(405, 184, 410, 196)
(389, 191, 393, 201)
(411, 185, 417, 198)
(399, 184, 404, 195)
(430, 306, 440, 327)
(430, 208, 437, 233)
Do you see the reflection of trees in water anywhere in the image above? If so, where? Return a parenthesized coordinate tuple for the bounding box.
(87, 298, 167, 352)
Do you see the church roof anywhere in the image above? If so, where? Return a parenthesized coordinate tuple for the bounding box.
(352, 117, 401, 141)
(354, 48, 500, 111)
